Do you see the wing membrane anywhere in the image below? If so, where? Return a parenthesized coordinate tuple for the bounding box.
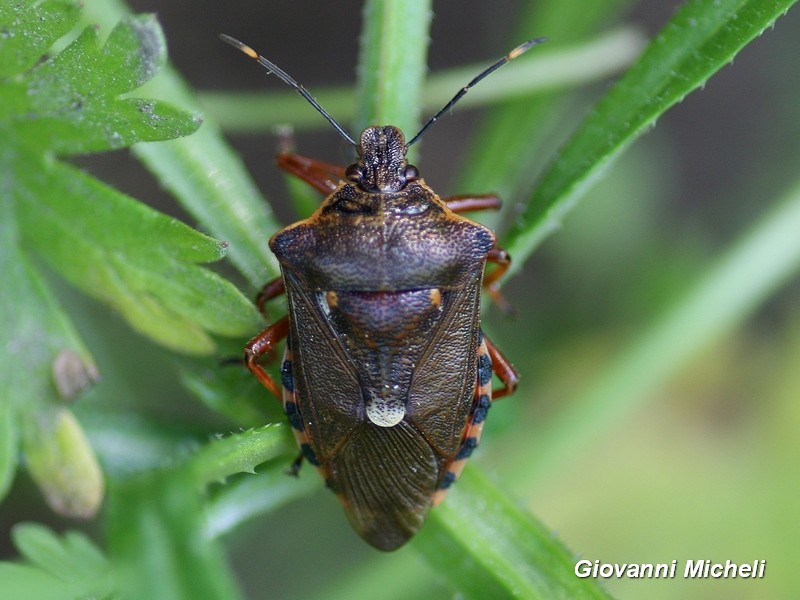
(332, 420, 439, 551)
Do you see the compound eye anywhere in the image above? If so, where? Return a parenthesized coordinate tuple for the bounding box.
(403, 164, 420, 182)
(345, 163, 363, 183)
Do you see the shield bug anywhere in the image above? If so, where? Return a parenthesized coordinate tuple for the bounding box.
(221, 33, 543, 551)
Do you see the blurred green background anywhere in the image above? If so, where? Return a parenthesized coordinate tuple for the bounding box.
(3, 1, 800, 599)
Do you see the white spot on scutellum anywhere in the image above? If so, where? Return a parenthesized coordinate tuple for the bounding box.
(366, 386, 405, 427)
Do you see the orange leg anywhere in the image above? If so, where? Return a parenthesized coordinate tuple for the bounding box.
(444, 193, 501, 214)
(244, 316, 290, 400)
(443, 193, 513, 311)
(255, 277, 286, 318)
(484, 334, 519, 399)
(277, 152, 346, 194)
(483, 247, 513, 314)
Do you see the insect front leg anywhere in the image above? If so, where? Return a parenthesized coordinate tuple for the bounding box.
(244, 316, 290, 399)
(444, 193, 501, 214)
(484, 333, 519, 399)
(444, 193, 514, 311)
(277, 152, 345, 194)
(255, 277, 286, 318)
(483, 246, 511, 294)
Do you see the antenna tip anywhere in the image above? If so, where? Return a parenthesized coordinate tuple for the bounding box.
(219, 33, 259, 59)
(508, 36, 548, 60)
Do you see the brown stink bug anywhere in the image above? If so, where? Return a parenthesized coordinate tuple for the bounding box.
(221, 34, 544, 551)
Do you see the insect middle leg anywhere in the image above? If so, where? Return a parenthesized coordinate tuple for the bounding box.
(252, 277, 287, 366)
(244, 315, 290, 399)
(484, 334, 519, 399)
(245, 316, 309, 475)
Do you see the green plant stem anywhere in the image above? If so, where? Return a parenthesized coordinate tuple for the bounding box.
(108, 470, 244, 600)
(504, 0, 800, 279)
(416, 468, 613, 600)
(203, 463, 319, 540)
(456, 0, 637, 228)
(356, 0, 432, 159)
(521, 177, 800, 488)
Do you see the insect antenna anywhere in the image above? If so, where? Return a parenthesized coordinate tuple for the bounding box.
(406, 37, 547, 148)
(220, 34, 357, 146)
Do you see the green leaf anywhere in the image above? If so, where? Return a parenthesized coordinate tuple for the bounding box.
(0, 199, 96, 412)
(131, 129, 281, 288)
(14, 152, 260, 354)
(504, 0, 800, 275)
(415, 468, 613, 600)
(1, 197, 102, 511)
(0, 402, 17, 500)
(456, 0, 637, 226)
(79, 0, 282, 288)
(79, 410, 206, 477)
(2, 2, 259, 358)
(0, 0, 81, 78)
(179, 362, 274, 428)
(3, 14, 200, 154)
(107, 469, 244, 600)
(1, 0, 262, 525)
(0, 564, 73, 600)
(13, 522, 110, 584)
(187, 424, 294, 490)
(0, 523, 113, 600)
